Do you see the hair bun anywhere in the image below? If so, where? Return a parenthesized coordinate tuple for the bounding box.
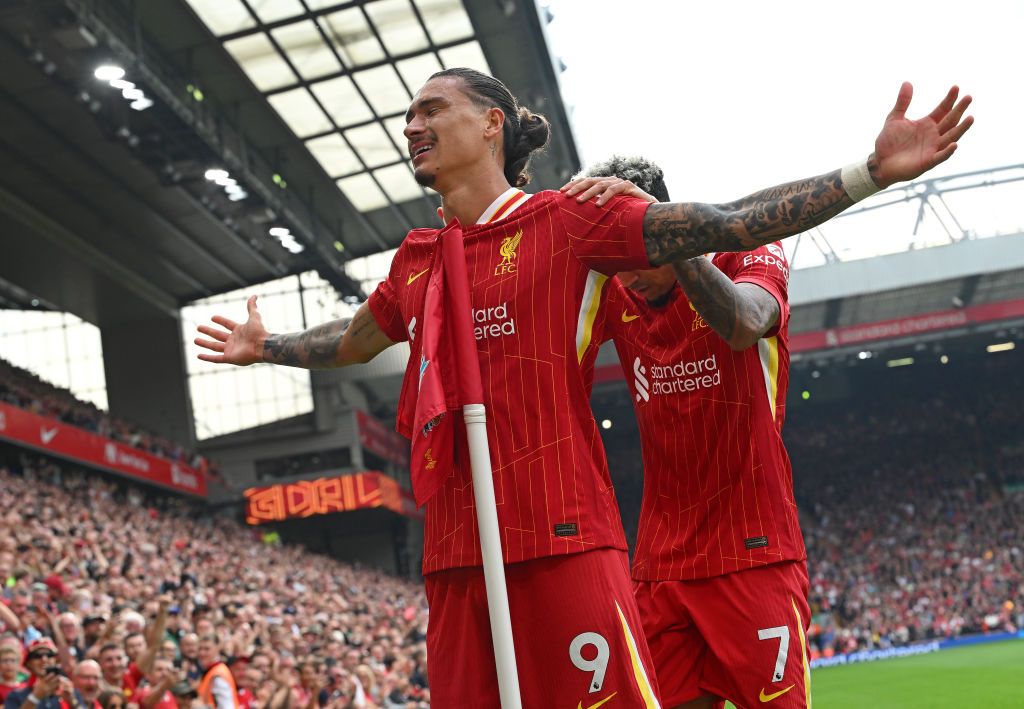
(518, 108, 551, 150)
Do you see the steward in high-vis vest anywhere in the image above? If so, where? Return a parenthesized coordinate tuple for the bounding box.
(195, 637, 236, 709)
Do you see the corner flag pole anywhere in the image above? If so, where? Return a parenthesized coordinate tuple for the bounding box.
(442, 228, 523, 708)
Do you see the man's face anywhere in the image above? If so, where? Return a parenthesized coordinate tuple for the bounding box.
(249, 655, 270, 674)
(160, 641, 177, 661)
(404, 76, 499, 191)
(299, 665, 316, 687)
(618, 266, 677, 303)
(125, 634, 146, 660)
(74, 664, 101, 700)
(84, 620, 104, 638)
(10, 595, 29, 616)
(25, 650, 56, 679)
(342, 650, 359, 671)
(240, 668, 261, 691)
(0, 653, 21, 680)
(100, 648, 126, 679)
(197, 641, 217, 668)
(151, 659, 172, 685)
(59, 616, 79, 640)
(180, 635, 198, 658)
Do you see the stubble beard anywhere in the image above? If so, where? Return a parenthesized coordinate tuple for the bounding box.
(413, 168, 436, 188)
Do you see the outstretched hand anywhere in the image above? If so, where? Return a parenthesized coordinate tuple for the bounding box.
(195, 295, 267, 366)
(559, 176, 657, 206)
(872, 83, 973, 188)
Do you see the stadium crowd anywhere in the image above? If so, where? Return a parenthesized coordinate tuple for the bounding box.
(0, 455, 430, 709)
(787, 354, 1024, 657)
(0, 359, 213, 478)
(2, 343, 1021, 705)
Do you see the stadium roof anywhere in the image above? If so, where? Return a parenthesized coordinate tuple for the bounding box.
(0, 0, 578, 324)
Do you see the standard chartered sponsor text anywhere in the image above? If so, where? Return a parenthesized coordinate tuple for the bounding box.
(473, 301, 516, 341)
(650, 354, 721, 394)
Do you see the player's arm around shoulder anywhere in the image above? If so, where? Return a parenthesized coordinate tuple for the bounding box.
(673, 257, 780, 351)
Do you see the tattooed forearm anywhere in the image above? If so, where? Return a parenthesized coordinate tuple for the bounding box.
(643, 167, 856, 265)
(673, 258, 780, 350)
(262, 318, 351, 369)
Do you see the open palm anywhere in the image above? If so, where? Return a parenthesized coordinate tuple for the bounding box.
(873, 83, 973, 188)
(195, 295, 267, 366)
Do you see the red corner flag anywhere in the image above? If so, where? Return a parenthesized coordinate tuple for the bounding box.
(409, 222, 483, 506)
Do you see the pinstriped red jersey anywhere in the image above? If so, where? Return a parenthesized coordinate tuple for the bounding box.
(368, 190, 652, 574)
(602, 245, 806, 581)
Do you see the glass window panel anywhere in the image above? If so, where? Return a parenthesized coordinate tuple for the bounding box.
(352, 65, 410, 115)
(268, 88, 333, 136)
(311, 76, 373, 127)
(365, 0, 429, 55)
(249, 0, 305, 24)
(224, 33, 296, 91)
(383, 115, 410, 153)
(322, 8, 386, 67)
(439, 40, 490, 73)
(271, 21, 342, 80)
(306, 134, 363, 176)
(396, 53, 443, 94)
(414, 0, 474, 44)
(345, 123, 400, 167)
(337, 173, 389, 211)
(184, 0, 255, 36)
(375, 164, 424, 203)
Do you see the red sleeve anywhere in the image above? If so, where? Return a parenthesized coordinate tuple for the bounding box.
(556, 194, 652, 275)
(366, 249, 409, 344)
(599, 278, 628, 344)
(716, 244, 790, 336)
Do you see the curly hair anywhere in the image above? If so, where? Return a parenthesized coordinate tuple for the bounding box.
(581, 155, 671, 202)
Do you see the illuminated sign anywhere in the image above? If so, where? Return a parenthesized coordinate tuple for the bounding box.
(244, 471, 418, 524)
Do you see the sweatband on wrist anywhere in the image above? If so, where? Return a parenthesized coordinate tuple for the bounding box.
(841, 159, 880, 202)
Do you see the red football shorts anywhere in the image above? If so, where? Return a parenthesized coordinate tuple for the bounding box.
(634, 561, 811, 709)
(425, 548, 662, 708)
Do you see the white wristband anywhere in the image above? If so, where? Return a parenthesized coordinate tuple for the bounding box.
(841, 158, 880, 202)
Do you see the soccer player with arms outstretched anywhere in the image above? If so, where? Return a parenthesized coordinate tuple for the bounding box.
(196, 71, 971, 706)
(567, 105, 968, 709)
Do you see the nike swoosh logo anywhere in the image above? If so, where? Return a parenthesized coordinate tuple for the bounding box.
(406, 268, 430, 285)
(621, 311, 639, 322)
(577, 692, 616, 709)
(40, 427, 58, 444)
(759, 685, 794, 702)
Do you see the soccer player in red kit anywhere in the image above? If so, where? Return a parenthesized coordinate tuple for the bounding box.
(573, 157, 805, 708)
(196, 68, 972, 706)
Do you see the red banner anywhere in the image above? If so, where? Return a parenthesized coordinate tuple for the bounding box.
(0, 402, 206, 496)
(593, 297, 1024, 384)
(244, 471, 419, 525)
(788, 297, 1024, 352)
(356, 411, 409, 466)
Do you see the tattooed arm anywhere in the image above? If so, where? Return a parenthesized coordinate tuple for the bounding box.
(643, 167, 858, 264)
(639, 82, 973, 264)
(196, 299, 395, 369)
(673, 258, 780, 350)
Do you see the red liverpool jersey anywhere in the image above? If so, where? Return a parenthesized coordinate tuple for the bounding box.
(602, 245, 806, 581)
(369, 189, 651, 574)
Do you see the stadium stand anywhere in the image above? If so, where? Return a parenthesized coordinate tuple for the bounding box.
(0, 358, 221, 487)
(0, 453, 429, 708)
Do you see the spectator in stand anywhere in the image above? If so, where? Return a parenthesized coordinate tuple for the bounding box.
(70, 661, 102, 709)
(79, 619, 104, 656)
(96, 691, 123, 709)
(133, 659, 177, 709)
(174, 638, 199, 685)
(55, 617, 82, 662)
(233, 666, 259, 709)
(4, 638, 72, 709)
(96, 646, 126, 697)
(0, 645, 25, 702)
(195, 636, 235, 709)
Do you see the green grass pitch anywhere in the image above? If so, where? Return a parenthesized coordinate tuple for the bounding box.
(724, 639, 1024, 708)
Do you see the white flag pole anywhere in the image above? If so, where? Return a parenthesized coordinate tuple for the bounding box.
(463, 403, 522, 709)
